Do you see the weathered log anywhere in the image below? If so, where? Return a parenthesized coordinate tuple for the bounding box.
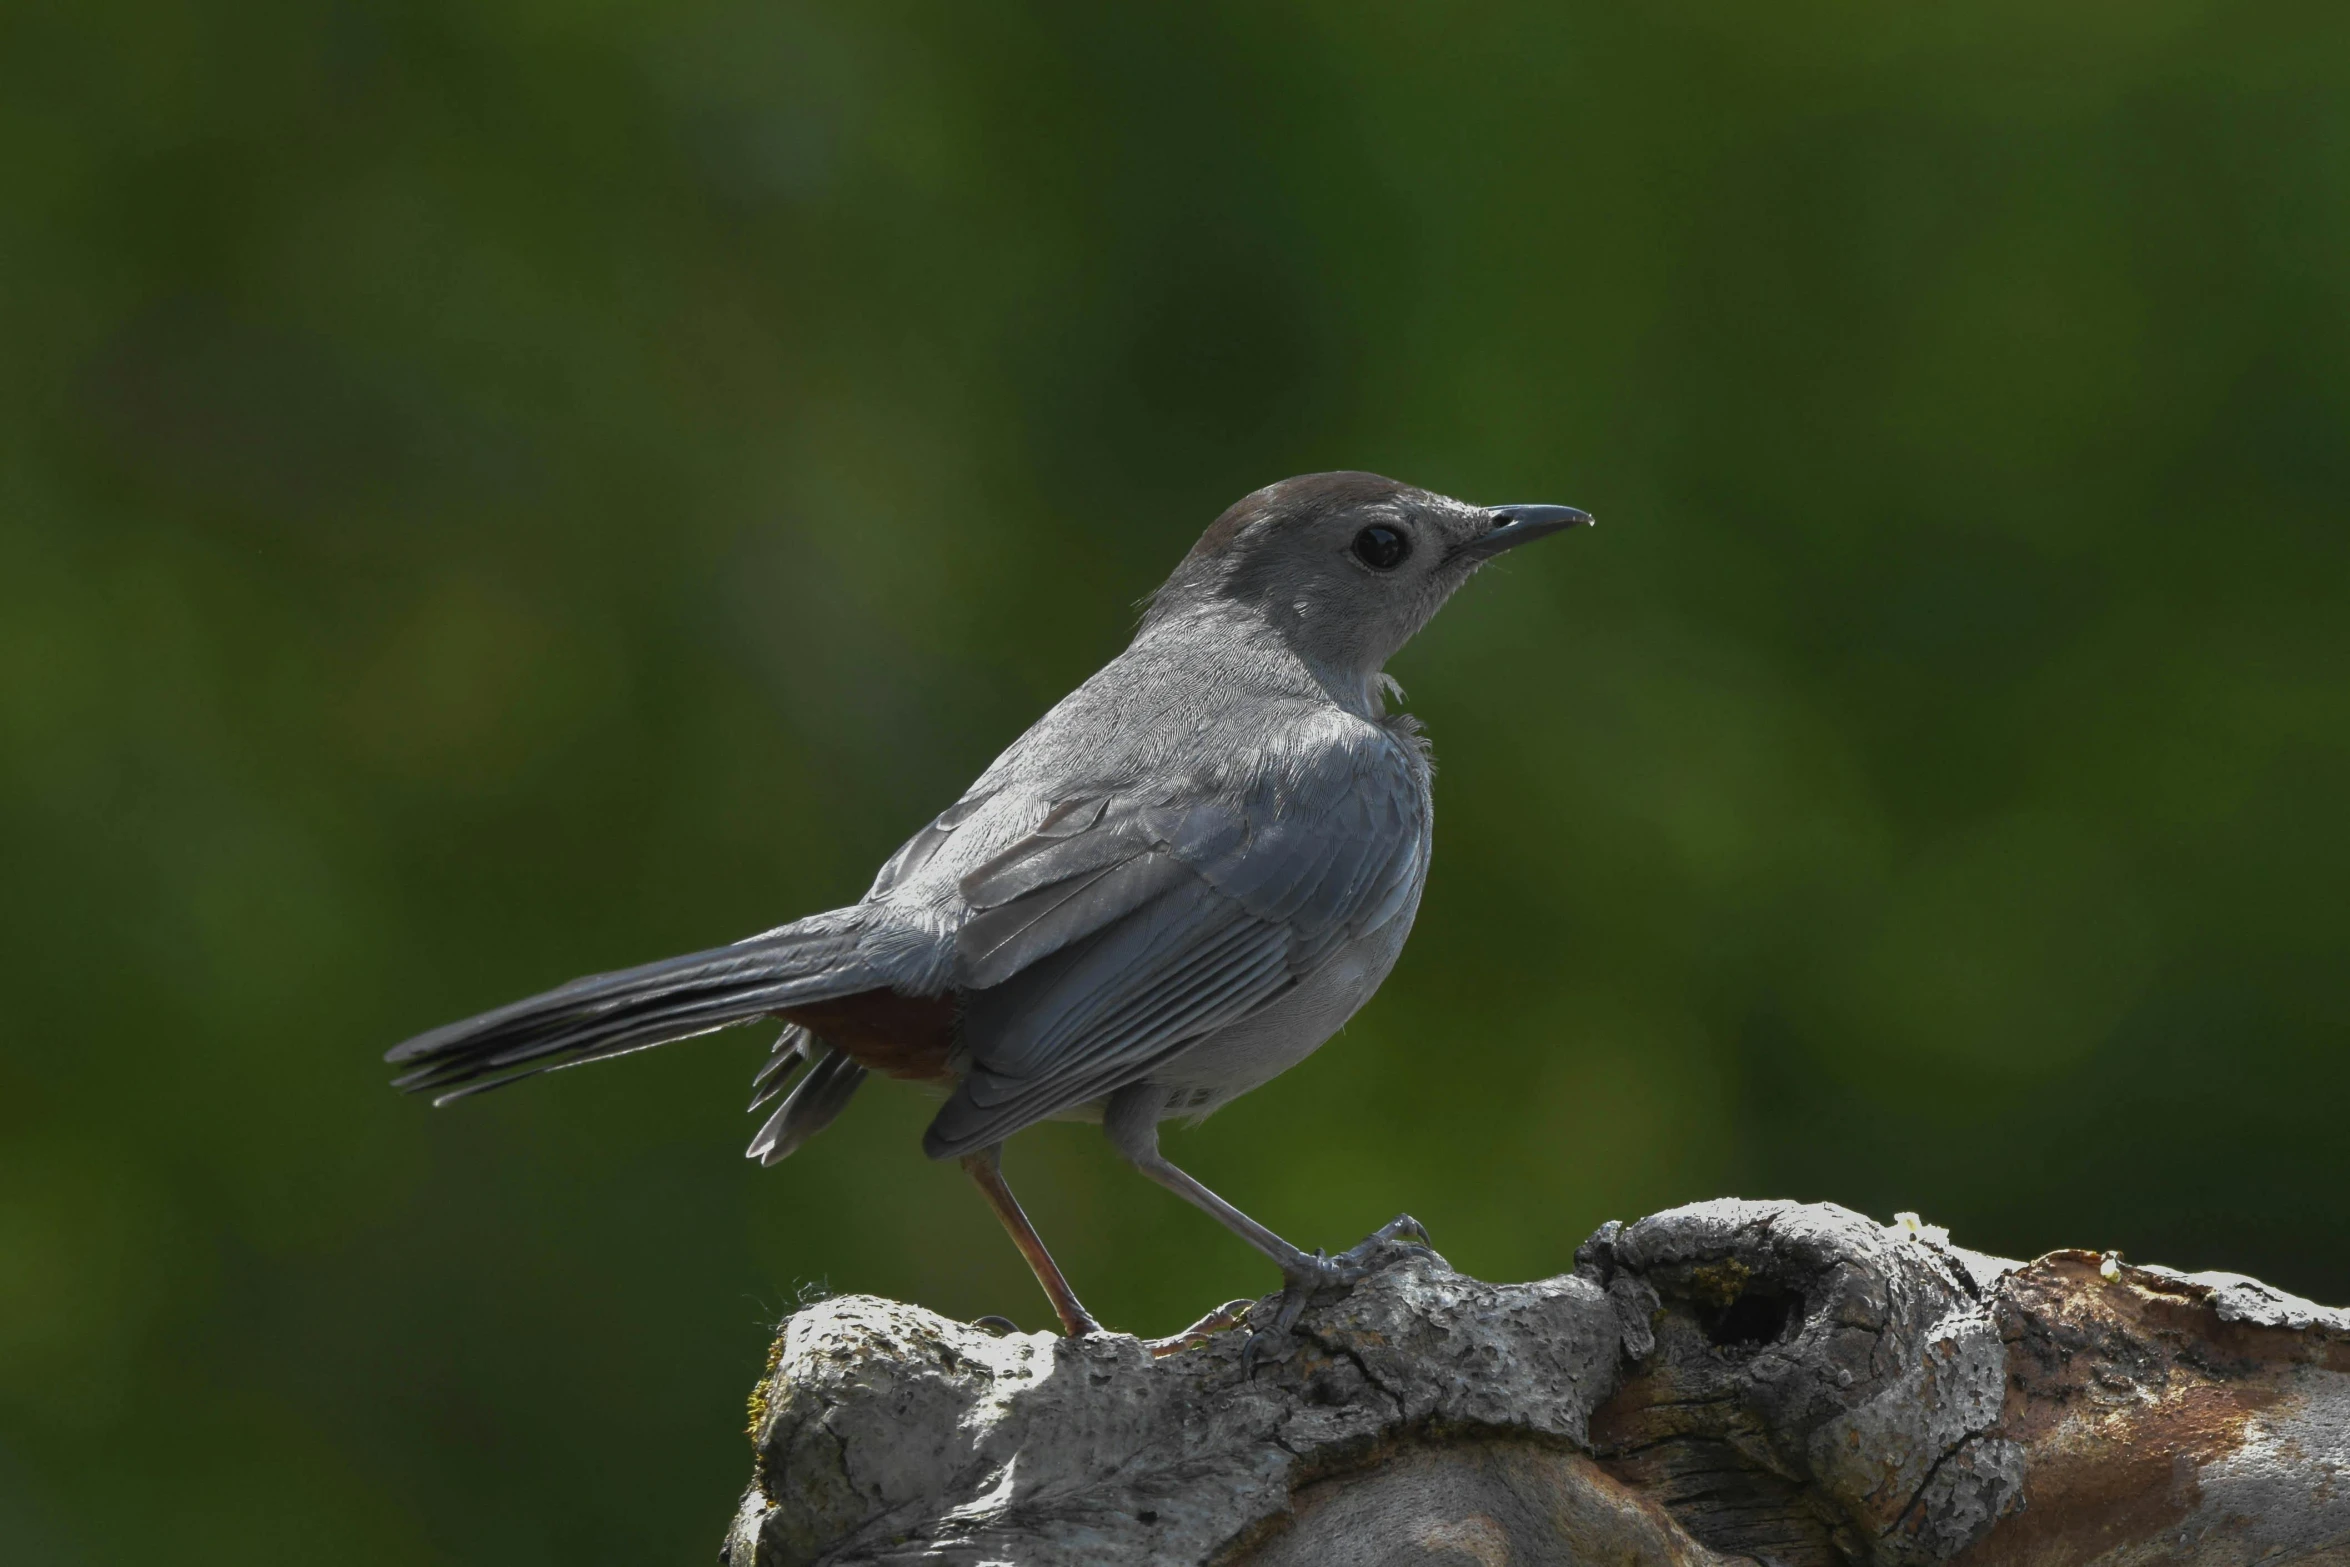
(720, 1199, 2350, 1565)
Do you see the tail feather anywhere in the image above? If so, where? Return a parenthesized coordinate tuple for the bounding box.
(386, 915, 877, 1104)
(749, 1024, 818, 1112)
(416, 1003, 744, 1105)
(747, 1042, 867, 1164)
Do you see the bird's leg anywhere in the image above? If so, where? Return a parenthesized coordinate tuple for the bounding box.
(1103, 1087, 1432, 1368)
(960, 1144, 1101, 1338)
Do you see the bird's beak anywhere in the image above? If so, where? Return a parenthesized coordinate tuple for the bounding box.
(1458, 503, 1595, 560)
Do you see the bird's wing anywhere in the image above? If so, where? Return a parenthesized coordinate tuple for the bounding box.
(921, 713, 1427, 1157)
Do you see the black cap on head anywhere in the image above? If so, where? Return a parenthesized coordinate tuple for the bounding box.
(1185, 472, 1417, 564)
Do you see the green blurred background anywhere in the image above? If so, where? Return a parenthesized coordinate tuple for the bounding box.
(6, 0, 2348, 1559)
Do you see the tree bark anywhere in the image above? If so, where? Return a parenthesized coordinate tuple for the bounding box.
(720, 1199, 2350, 1565)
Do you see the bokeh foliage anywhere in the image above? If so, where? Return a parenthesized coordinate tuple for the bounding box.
(5, 1, 2347, 1560)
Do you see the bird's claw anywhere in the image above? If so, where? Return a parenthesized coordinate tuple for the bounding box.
(1239, 1214, 1436, 1377)
(1145, 1298, 1254, 1358)
(1335, 1212, 1435, 1271)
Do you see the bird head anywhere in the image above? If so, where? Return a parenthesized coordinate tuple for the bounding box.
(1145, 471, 1592, 692)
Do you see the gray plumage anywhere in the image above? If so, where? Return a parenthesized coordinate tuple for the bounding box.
(387, 471, 1590, 1339)
(747, 1031, 867, 1165)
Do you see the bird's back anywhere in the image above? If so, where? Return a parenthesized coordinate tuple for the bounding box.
(839, 608, 1431, 1153)
(867, 604, 1429, 925)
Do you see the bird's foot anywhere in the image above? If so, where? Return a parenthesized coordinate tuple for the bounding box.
(1145, 1298, 1254, 1358)
(1240, 1214, 1436, 1376)
(1332, 1212, 1436, 1274)
(970, 1310, 1101, 1339)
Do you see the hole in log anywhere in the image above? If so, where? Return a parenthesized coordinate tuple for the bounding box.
(1698, 1287, 1802, 1348)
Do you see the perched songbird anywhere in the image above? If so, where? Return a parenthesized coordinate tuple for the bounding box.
(387, 472, 1590, 1347)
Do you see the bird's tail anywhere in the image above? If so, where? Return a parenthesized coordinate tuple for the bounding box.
(743, 1024, 868, 1165)
(384, 910, 885, 1105)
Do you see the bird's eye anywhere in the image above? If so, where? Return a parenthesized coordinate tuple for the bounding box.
(1351, 524, 1410, 571)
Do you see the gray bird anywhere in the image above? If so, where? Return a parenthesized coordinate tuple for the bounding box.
(386, 472, 1590, 1347)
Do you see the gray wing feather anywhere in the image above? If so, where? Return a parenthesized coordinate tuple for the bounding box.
(957, 851, 1192, 990)
(921, 725, 1425, 1158)
(961, 819, 1157, 912)
(980, 888, 1282, 1080)
(930, 891, 1290, 1151)
(869, 788, 998, 898)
